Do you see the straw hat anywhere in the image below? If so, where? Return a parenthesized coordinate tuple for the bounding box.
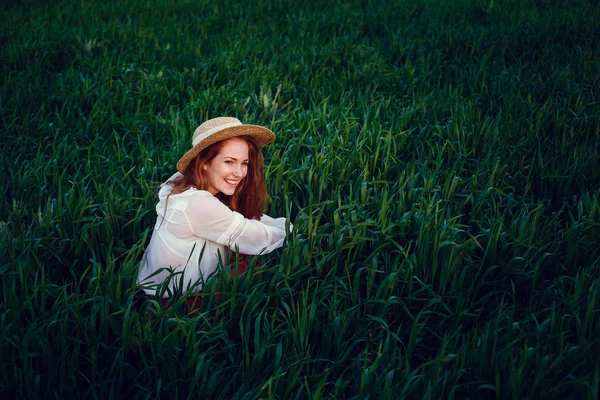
(176, 117, 275, 173)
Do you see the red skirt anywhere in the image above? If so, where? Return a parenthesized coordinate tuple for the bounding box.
(160, 252, 250, 314)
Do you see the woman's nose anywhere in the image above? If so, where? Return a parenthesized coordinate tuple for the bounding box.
(232, 164, 243, 177)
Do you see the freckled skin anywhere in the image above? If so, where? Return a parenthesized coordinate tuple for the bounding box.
(203, 138, 249, 196)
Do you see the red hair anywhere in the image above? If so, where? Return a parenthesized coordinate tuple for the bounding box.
(166, 136, 267, 220)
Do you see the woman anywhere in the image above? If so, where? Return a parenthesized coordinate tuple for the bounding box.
(137, 117, 291, 303)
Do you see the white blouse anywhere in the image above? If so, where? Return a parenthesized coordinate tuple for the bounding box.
(137, 173, 291, 296)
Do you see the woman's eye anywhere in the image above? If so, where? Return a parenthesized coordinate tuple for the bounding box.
(242, 162, 249, 166)
(225, 160, 233, 164)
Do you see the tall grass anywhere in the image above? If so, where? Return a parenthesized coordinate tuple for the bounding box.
(1, 0, 599, 398)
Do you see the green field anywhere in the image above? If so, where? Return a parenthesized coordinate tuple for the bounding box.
(1, 0, 599, 398)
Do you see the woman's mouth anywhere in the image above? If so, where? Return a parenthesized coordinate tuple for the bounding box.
(225, 179, 239, 187)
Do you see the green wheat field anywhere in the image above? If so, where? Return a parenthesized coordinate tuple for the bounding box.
(1, 0, 599, 398)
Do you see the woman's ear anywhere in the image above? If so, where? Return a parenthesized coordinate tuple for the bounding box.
(202, 163, 208, 171)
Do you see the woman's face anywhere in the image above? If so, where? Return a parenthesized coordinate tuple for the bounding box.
(203, 138, 249, 196)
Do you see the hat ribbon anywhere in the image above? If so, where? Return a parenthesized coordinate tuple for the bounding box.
(192, 121, 242, 146)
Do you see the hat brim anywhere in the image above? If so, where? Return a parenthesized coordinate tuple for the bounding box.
(176, 124, 275, 174)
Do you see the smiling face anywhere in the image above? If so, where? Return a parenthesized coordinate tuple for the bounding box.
(203, 137, 249, 196)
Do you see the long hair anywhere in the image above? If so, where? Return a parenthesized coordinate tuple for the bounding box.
(165, 136, 267, 220)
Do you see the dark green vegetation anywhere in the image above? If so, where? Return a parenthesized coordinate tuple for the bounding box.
(2, 0, 599, 398)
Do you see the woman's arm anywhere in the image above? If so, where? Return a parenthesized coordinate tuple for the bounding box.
(259, 214, 291, 230)
(184, 192, 290, 255)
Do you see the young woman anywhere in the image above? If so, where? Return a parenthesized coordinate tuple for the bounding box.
(137, 117, 291, 304)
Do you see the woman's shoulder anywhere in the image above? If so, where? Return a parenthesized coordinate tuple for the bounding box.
(159, 185, 215, 202)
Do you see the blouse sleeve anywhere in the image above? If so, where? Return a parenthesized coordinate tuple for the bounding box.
(259, 213, 291, 229)
(183, 192, 290, 255)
